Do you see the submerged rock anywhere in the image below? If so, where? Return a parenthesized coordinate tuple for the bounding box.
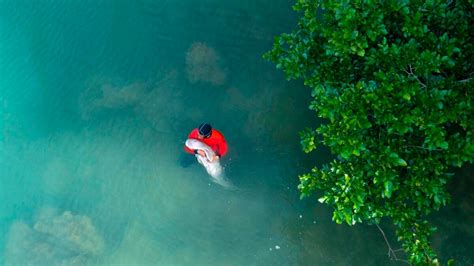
(5, 207, 105, 266)
(185, 42, 226, 86)
(78, 76, 148, 119)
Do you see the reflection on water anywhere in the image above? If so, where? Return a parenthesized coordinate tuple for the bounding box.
(1, 0, 472, 265)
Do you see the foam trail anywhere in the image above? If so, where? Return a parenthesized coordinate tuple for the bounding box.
(185, 139, 232, 188)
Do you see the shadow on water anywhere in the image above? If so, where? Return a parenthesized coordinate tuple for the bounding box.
(431, 164, 474, 264)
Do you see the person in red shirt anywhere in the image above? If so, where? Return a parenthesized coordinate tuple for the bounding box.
(181, 123, 228, 167)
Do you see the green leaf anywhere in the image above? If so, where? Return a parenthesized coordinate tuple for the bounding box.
(384, 181, 393, 198)
(402, 93, 411, 101)
(357, 49, 365, 56)
(439, 141, 449, 149)
(395, 158, 407, 167)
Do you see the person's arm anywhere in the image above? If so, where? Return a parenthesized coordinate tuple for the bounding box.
(184, 129, 199, 154)
(184, 146, 195, 154)
(215, 131, 228, 157)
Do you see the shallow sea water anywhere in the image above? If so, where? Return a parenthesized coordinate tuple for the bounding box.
(1, 0, 472, 265)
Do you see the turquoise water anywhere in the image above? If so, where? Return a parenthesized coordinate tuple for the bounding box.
(1, 1, 472, 265)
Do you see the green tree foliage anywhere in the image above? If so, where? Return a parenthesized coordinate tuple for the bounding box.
(264, 0, 473, 264)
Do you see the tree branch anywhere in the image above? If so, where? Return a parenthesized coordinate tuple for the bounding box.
(375, 224, 410, 264)
(406, 145, 443, 151)
(459, 77, 472, 83)
(404, 65, 427, 88)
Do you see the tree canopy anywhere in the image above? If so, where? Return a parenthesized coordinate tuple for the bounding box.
(264, 0, 473, 264)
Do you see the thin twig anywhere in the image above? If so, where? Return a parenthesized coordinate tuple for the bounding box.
(404, 65, 427, 88)
(375, 224, 410, 264)
(406, 145, 443, 151)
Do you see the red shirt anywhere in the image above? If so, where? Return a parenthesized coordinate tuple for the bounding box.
(184, 128, 228, 157)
